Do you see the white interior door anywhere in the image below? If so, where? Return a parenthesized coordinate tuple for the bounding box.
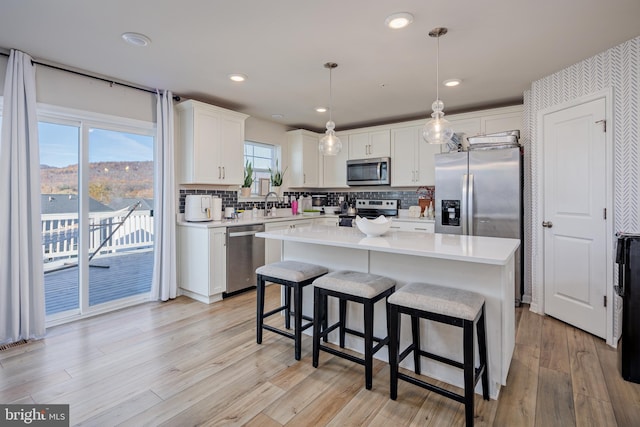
(542, 97, 607, 338)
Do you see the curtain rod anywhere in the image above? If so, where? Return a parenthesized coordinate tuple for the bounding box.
(0, 51, 180, 101)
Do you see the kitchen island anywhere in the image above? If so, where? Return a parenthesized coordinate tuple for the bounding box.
(256, 224, 520, 399)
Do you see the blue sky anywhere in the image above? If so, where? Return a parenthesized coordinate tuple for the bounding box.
(39, 122, 154, 167)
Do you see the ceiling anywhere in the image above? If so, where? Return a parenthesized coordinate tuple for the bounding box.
(0, 1, 638, 132)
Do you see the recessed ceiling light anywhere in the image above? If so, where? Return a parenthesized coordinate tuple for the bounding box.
(384, 12, 414, 29)
(443, 79, 462, 87)
(228, 74, 247, 82)
(121, 32, 151, 47)
(315, 107, 327, 113)
(271, 114, 284, 119)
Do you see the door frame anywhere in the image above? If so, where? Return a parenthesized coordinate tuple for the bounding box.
(533, 88, 615, 345)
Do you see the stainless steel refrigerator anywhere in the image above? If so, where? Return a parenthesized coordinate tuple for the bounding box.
(435, 146, 523, 303)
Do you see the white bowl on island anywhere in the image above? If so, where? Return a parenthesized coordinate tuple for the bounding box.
(355, 215, 392, 237)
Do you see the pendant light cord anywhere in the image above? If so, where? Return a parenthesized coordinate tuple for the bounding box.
(329, 66, 333, 123)
(436, 35, 440, 102)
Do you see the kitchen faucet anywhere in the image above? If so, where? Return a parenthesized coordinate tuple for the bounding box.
(264, 192, 280, 216)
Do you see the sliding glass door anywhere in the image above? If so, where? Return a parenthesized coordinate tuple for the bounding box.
(87, 127, 154, 307)
(40, 114, 155, 322)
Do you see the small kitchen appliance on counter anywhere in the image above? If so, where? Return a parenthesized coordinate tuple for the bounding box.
(339, 199, 398, 227)
(185, 195, 214, 222)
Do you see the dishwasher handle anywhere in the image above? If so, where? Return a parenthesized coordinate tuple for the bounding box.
(228, 230, 260, 238)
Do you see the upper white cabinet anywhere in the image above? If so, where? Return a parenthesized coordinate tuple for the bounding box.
(176, 100, 248, 185)
(321, 132, 349, 188)
(348, 130, 390, 159)
(481, 109, 522, 135)
(391, 126, 440, 187)
(288, 129, 320, 187)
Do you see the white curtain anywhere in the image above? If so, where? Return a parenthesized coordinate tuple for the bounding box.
(150, 90, 177, 301)
(0, 50, 45, 344)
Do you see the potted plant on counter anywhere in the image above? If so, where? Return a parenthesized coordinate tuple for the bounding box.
(241, 160, 253, 197)
(269, 159, 287, 194)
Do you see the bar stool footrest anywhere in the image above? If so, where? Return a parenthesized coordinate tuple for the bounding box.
(397, 372, 465, 404)
(318, 344, 365, 366)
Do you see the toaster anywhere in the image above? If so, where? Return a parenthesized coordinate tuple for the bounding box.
(185, 195, 213, 222)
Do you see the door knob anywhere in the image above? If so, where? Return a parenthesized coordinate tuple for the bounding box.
(542, 221, 553, 228)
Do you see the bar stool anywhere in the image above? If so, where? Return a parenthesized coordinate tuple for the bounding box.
(312, 271, 396, 390)
(256, 261, 328, 360)
(387, 282, 489, 427)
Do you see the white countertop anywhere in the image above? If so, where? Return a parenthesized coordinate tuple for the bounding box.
(257, 225, 520, 265)
(176, 212, 333, 228)
(176, 212, 434, 228)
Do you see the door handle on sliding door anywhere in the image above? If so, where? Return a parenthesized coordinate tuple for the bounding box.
(468, 174, 474, 236)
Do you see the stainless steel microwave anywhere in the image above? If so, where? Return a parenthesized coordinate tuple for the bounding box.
(346, 157, 390, 186)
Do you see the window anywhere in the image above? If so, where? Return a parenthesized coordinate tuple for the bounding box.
(244, 141, 275, 195)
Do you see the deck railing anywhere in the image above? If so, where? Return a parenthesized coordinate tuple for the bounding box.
(42, 210, 154, 264)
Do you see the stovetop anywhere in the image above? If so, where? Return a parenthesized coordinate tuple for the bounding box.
(340, 199, 398, 219)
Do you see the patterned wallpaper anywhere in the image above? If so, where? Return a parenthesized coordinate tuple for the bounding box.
(526, 36, 639, 341)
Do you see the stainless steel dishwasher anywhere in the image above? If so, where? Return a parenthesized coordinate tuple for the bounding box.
(225, 223, 265, 297)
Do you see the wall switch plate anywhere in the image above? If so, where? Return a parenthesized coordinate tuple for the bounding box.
(339, 196, 344, 203)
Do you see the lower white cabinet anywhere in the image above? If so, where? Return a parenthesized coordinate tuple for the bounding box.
(177, 225, 226, 303)
(390, 220, 435, 233)
(264, 218, 313, 264)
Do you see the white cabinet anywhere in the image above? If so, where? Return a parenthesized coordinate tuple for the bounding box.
(391, 126, 441, 187)
(264, 219, 313, 264)
(288, 130, 320, 187)
(390, 220, 435, 233)
(321, 132, 349, 188)
(177, 225, 227, 303)
(481, 110, 522, 135)
(348, 130, 390, 159)
(176, 100, 248, 185)
(446, 117, 482, 152)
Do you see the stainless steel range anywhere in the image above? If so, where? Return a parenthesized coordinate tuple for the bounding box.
(339, 199, 398, 227)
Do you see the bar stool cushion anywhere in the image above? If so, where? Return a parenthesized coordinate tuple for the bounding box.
(388, 282, 484, 321)
(256, 261, 328, 283)
(314, 271, 395, 299)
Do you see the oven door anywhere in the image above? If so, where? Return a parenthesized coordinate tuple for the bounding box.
(347, 158, 390, 185)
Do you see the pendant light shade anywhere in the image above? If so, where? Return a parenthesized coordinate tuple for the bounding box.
(319, 62, 342, 156)
(423, 27, 454, 145)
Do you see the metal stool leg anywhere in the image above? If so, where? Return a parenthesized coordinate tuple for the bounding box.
(312, 286, 322, 368)
(463, 320, 475, 427)
(294, 283, 303, 360)
(411, 315, 421, 375)
(256, 275, 265, 344)
(389, 303, 400, 400)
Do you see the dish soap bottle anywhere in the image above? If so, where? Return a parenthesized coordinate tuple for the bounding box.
(252, 204, 258, 219)
(427, 201, 434, 219)
(291, 196, 298, 215)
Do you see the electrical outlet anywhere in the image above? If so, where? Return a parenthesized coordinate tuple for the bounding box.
(339, 196, 344, 203)
(283, 195, 289, 203)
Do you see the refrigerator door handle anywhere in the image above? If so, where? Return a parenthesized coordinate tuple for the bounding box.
(461, 174, 468, 235)
(468, 174, 474, 236)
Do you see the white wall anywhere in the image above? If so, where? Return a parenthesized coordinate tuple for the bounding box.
(0, 53, 155, 121)
(525, 36, 640, 339)
(245, 116, 291, 191)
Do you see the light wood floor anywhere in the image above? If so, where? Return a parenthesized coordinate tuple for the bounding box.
(1, 286, 639, 426)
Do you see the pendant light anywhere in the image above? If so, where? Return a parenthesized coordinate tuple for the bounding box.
(318, 62, 342, 156)
(422, 27, 454, 145)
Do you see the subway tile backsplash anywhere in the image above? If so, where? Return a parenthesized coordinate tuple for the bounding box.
(178, 187, 435, 213)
